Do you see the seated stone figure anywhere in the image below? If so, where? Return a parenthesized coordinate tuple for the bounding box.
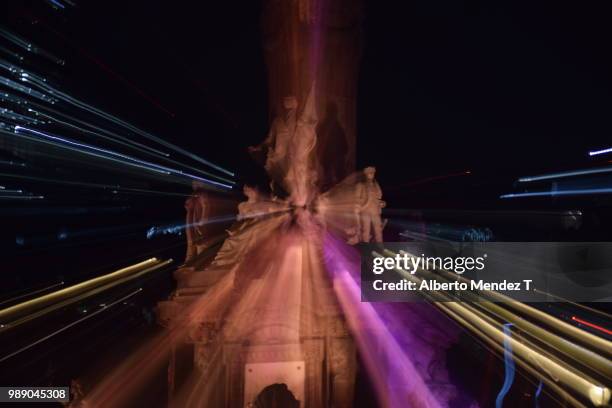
(236, 185, 276, 221)
(211, 185, 288, 268)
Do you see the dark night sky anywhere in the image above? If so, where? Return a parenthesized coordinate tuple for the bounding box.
(3, 0, 612, 198)
(358, 0, 612, 184)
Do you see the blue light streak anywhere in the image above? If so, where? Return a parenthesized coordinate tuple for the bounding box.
(589, 147, 612, 156)
(1, 53, 234, 181)
(0, 195, 44, 200)
(0, 27, 65, 65)
(495, 323, 515, 408)
(30, 108, 234, 184)
(13, 126, 232, 188)
(48, 0, 66, 9)
(20, 74, 235, 177)
(0, 75, 55, 102)
(146, 210, 288, 239)
(27, 104, 172, 158)
(13, 126, 171, 176)
(146, 215, 238, 239)
(518, 166, 612, 182)
(534, 381, 543, 408)
(500, 187, 612, 199)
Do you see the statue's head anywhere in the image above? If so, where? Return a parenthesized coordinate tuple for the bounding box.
(192, 180, 206, 192)
(283, 95, 298, 110)
(243, 185, 258, 200)
(364, 166, 376, 180)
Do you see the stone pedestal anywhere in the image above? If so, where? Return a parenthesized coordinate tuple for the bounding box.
(157, 251, 356, 408)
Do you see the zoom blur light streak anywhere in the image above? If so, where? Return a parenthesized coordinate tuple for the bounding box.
(394, 249, 611, 367)
(26, 107, 234, 184)
(16, 70, 234, 177)
(0, 36, 235, 183)
(0, 27, 65, 65)
(518, 166, 612, 182)
(0, 288, 142, 364)
(0, 159, 26, 167)
(0, 171, 194, 197)
(12, 126, 233, 189)
(323, 236, 444, 408)
(500, 188, 612, 199)
(571, 316, 612, 337)
(589, 147, 612, 156)
(146, 210, 290, 239)
(0, 195, 43, 200)
(381, 248, 612, 407)
(0, 281, 65, 307)
(0, 258, 160, 324)
(495, 323, 516, 408)
(0, 75, 56, 102)
(0, 259, 173, 333)
(29, 107, 172, 158)
(10, 126, 171, 176)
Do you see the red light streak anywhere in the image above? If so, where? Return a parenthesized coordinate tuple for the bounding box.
(571, 316, 612, 336)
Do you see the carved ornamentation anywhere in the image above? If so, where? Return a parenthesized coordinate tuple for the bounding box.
(190, 321, 220, 344)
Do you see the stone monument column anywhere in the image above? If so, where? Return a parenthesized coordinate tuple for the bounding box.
(262, 0, 364, 190)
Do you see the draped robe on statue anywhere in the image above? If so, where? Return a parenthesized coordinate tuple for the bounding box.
(257, 83, 318, 206)
(285, 82, 317, 206)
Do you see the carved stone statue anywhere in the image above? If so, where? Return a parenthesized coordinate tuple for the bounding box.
(210, 185, 288, 269)
(249, 95, 297, 191)
(285, 81, 317, 207)
(184, 181, 210, 263)
(237, 185, 263, 221)
(210, 185, 264, 268)
(356, 166, 385, 243)
(237, 185, 289, 221)
(250, 82, 318, 207)
(313, 167, 386, 245)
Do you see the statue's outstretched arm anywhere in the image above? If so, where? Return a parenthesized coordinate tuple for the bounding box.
(300, 81, 317, 125)
(250, 119, 277, 151)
